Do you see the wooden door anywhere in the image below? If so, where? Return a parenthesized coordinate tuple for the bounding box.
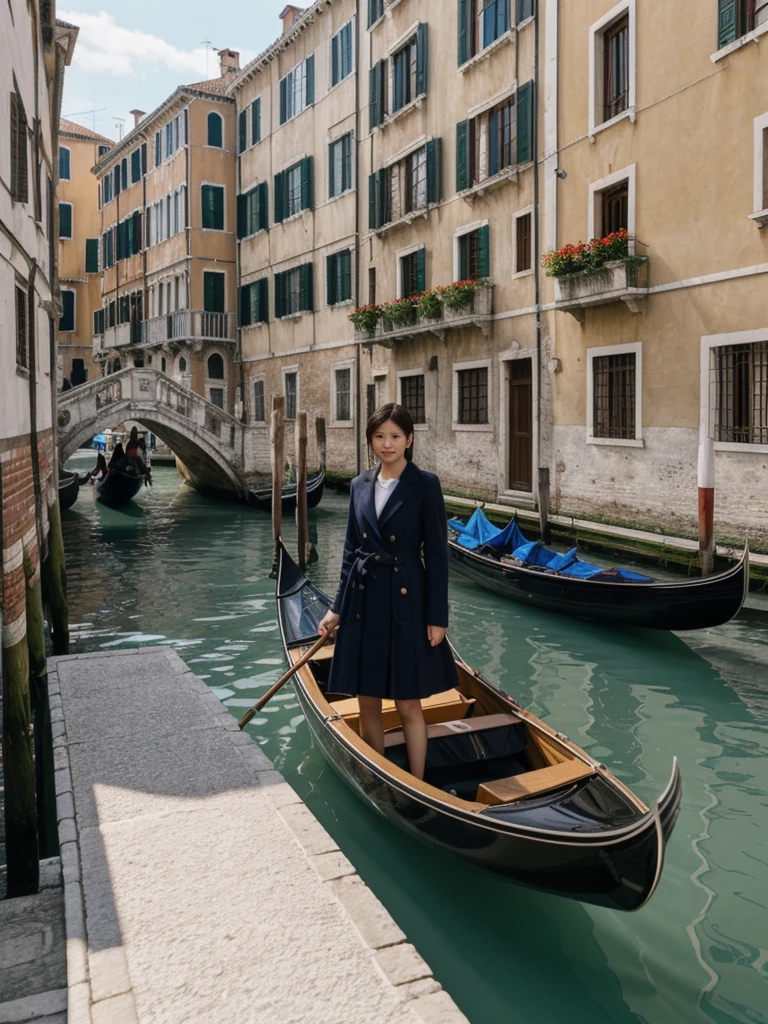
(508, 359, 533, 491)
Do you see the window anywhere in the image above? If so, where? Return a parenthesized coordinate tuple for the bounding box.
(253, 379, 266, 422)
(275, 265, 313, 317)
(329, 133, 353, 198)
(239, 111, 247, 154)
(203, 272, 225, 313)
(240, 278, 269, 326)
(59, 202, 73, 239)
(589, 165, 635, 240)
(367, 0, 383, 28)
(369, 60, 387, 130)
(71, 359, 87, 386)
(10, 90, 29, 203)
(592, 352, 636, 440)
(98, 144, 110, 158)
(284, 371, 298, 420)
(369, 140, 441, 229)
(93, 308, 105, 335)
(456, 81, 533, 192)
(515, 211, 532, 273)
(331, 20, 354, 86)
(718, 0, 768, 47)
(179, 356, 188, 375)
(400, 374, 425, 424)
(207, 353, 225, 379)
(369, 267, 376, 304)
(603, 15, 629, 122)
(207, 111, 223, 148)
(251, 98, 261, 146)
(752, 112, 768, 220)
(457, 367, 488, 424)
(400, 248, 425, 298)
(59, 146, 71, 180)
(326, 249, 352, 305)
(15, 286, 27, 368)
(280, 56, 315, 124)
(59, 289, 76, 333)
(458, 0, 523, 64)
(131, 148, 142, 183)
(274, 158, 313, 222)
(113, 165, 121, 196)
(121, 158, 128, 191)
(458, 225, 490, 280)
(590, 3, 635, 135)
(334, 367, 352, 422)
(155, 131, 162, 167)
(238, 182, 268, 238)
(202, 184, 225, 230)
(601, 182, 629, 235)
(712, 342, 768, 445)
(86, 238, 99, 273)
(392, 26, 428, 113)
(210, 388, 225, 409)
(103, 175, 112, 204)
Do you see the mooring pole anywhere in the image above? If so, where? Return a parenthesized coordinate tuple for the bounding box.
(538, 467, 551, 544)
(315, 416, 327, 469)
(270, 396, 285, 576)
(296, 413, 309, 571)
(698, 435, 715, 576)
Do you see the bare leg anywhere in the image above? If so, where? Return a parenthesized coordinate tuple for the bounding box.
(358, 696, 384, 756)
(395, 699, 427, 781)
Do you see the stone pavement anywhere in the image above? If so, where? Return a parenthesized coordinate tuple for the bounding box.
(46, 648, 469, 1024)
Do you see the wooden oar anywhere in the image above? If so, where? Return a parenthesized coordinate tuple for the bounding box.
(238, 632, 331, 729)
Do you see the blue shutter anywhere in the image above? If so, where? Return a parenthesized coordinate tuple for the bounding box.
(280, 77, 288, 124)
(122, 159, 127, 190)
(213, 186, 224, 230)
(369, 172, 378, 229)
(416, 24, 428, 97)
(718, 0, 738, 46)
(301, 156, 314, 210)
(369, 63, 383, 129)
(239, 111, 247, 153)
(155, 132, 162, 166)
(516, 80, 534, 164)
(305, 55, 315, 106)
(252, 98, 261, 144)
(456, 121, 469, 192)
(393, 50, 404, 111)
(141, 143, 147, 175)
(426, 138, 441, 204)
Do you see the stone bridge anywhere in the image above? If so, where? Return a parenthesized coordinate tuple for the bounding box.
(57, 368, 246, 496)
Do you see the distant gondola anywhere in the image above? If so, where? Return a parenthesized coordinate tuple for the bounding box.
(447, 510, 749, 631)
(248, 466, 325, 513)
(274, 540, 682, 911)
(96, 467, 144, 508)
(58, 470, 80, 511)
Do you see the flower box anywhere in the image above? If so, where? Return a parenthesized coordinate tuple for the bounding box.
(350, 282, 493, 344)
(553, 258, 649, 320)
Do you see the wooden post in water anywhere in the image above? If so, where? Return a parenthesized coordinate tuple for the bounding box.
(538, 467, 551, 544)
(296, 412, 309, 571)
(698, 435, 715, 576)
(315, 416, 327, 469)
(271, 395, 285, 576)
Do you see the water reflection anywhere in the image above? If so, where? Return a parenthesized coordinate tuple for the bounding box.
(61, 460, 768, 1024)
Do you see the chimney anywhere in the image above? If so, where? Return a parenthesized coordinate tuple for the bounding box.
(218, 48, 240, 79)
(130, 109, 146, 128)
(279, 5, 304, 35)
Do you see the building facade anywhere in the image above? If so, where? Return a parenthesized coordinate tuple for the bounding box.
(57, 119, 113, 388)
(91, 50, 240, 414)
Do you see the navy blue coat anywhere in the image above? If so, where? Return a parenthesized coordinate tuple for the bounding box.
(328, 461, 459, 700)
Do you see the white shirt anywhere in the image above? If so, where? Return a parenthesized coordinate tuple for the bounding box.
(374, 474, 398, 518)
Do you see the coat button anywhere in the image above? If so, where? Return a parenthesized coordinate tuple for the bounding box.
(362, 532, 367, 539)
(394, 567, 399, 573)
(375, 555, 381, 561)
(400, 587, 408, 595)
(359, 583, 365, 590)
(389, 535, 396, 543)
(356, 613, 361, 620)
(394, 556, 398, 562)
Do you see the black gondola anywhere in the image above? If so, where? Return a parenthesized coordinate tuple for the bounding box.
(274, 540, 682, 911)
(58, 470, 80, 511)
(248, 466, 325, 513)
(96, 467, 144, 507)
(447, 510, 749, 631)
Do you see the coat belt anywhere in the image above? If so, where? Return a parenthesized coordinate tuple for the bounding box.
(353, 549, 421, 577)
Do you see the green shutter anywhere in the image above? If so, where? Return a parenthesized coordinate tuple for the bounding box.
(133, 211, 141, 254)
(59, 203, 72, 238)
(299, 263, 313, 311)
(458, 0, 471, 64)
(369, 171, 379, 229)
(718, 0, 738, 46)
(274, 171, 285, 223)
(516, 0, 534, 24)
(258, 182, 268, 230)
(252, 98, 261, 144)
(204, 272, 215, 313)
(275, 272, 284, 319)
(477, 225, 490, 278)
(301, 156, 313, 210)
(305, 54, 315, 106)
(416, 24, 428, 97)
(516, 80, 534, 165)
(237, 194, 247, 238)
(456, 120, 469, 192)
(85, 238, 99, 273)
(239, 285, 250, 327)
(141, 143, 147, 175)
(489, 110, 500, 175)
(239, 110, 247, 153)
(214, 186, 224, 229)
(426, 138, 441, 204)
(327, 254, 337, 305)
(280, 78, 288, 124)
(370, 62, 385, 130)
(258, 278, 268, 322)
(332, 33, 340, 86)
(416, 248, 426, 293)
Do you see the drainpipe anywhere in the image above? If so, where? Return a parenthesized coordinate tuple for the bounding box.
(533, 0, 542, 505)
(354, 1, 362, 475)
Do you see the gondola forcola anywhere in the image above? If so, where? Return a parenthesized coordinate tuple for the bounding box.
(448, 509, 749, 631)
(273, 540, 682, 912)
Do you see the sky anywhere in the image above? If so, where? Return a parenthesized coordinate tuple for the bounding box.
(60, 0, 290, 141)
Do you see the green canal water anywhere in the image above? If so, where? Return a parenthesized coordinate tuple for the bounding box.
(61, 458, 768, 1024)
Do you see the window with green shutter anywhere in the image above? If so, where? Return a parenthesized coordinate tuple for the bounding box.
(331, 20, 354, 87)
(132, 211, 142, 254)
(369, 61, 386, 130)
(251, 98, 261, 145)
(300, 156, 313, 211)
(516, 0, 534, 23)
(238, 111, 247, 154)
(238, 182, 268, 238)
(326, 249, 352, 305)
(329, 133, 353, 198)
(59, 289, 75, 332)
(208, 112, 223, 148)
(131, 148, 141, 183)
(458, 0, 472, 65)
(516, 80, 534, 165)
(203, 271, 225, 313)
(280, 57, 314, 124)
(717, 0, 758, 47)
(456, 120, 469, 191)
(85, 238, 99, 273)
(299, 263, 313, 311)
(483, 0, 510, 48)
(202, 184, 225, 230)
(458, 226, 489, 280)
(368, 0, 383, 28)
(59, 202, 73, 239)
(59, 147, 71, 180)
(121, 158, 128, 191)
(392, 34, 419, 112)
(400, 248, 426, 297)
(240, 278, 268, 326)
(368, 169, 391, 230)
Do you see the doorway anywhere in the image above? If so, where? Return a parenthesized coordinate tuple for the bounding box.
(507, 359, 532, 492)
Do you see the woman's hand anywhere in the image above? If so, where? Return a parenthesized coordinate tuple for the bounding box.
(318, 610, 340, 636)
(427, 625, 446, 647)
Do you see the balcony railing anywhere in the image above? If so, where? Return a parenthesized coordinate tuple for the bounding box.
(143, 310, 236, 346)
(553, 258, 649, 321)
(353, 283, 493, 345)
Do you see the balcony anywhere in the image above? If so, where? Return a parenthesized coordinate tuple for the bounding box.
(553, 257, 649, 322)
(143, 310, 237, 349)
(93, 322, 144, 354)
(353, 282, 493, 346)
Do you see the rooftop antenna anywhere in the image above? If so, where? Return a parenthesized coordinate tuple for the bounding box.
(113, 116, 126, 141)
(63, 105, 107, 132)
(201, 38, 216, 79)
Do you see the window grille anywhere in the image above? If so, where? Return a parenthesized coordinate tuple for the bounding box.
(335, 368, 351, 421)
(285, 372, 297, 419)
(712, 342, 768, 445)
(253, 379, 266, 422)
(515, 213, 532, 272)
(401, 375, 425, 424)
(458, 367, 488, 424)
(592, 353, 635, 439)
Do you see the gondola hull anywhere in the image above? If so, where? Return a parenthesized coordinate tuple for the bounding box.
(96, 468, 144, 507)
(448, 532, 749, 631)
(274, 542, 682, 911)
(58, 470, 80, 511)
(248, 467, 325, 513)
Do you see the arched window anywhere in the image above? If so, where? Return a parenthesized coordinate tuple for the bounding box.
(207, 112, 223, 148)
(161, 357, 167, 373)
(178, 356, 187, 375)
(207, 353, 224, 379)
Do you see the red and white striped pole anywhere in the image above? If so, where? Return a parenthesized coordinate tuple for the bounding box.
(697, 435, 715, 576)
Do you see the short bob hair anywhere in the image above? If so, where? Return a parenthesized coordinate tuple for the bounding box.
(366, 403, 415, 461)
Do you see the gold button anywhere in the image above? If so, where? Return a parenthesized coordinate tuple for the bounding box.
(375, 555, 381, 561)
(362, 532, 367, 539)
(389, 535, 396, 543)
(359, 583, 364, 590)
(400, 587, 408, 595)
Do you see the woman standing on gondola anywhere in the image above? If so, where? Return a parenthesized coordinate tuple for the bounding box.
(318, 404, 458, 781)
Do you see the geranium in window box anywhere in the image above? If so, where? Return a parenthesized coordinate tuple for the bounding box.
(543, 232, 649, 317)
(348, 304, 382, 337)
(416, 290, 443, 320)
(380, 297, 417, 330)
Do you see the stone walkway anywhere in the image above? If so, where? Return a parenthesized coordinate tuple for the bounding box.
(46, 648, 468, 1024)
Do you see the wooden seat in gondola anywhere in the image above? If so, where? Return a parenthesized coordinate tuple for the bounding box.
(476, 759, 596, 805)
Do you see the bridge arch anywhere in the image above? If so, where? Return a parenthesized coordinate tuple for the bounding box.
(58, 368, 246, 497)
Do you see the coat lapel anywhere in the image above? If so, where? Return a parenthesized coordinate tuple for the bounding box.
(357, 470, 381, 542)
(378, 461, 419, 528)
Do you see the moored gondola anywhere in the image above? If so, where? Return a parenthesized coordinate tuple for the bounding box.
(248, 466, 325, 513)
(274, 540, 682, 911)
(448, 509, 748, 631)
(58, 470, 80, 511)
(96, 467, 144, 508)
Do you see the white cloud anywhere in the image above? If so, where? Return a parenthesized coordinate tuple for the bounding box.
(59, 10, 209, 78)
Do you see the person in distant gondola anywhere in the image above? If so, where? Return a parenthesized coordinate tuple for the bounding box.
(317, 403, 457, 782)
(108, 441, 125, 469)
(125, 427, 152, 486)
(89, 453, 109, 483)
